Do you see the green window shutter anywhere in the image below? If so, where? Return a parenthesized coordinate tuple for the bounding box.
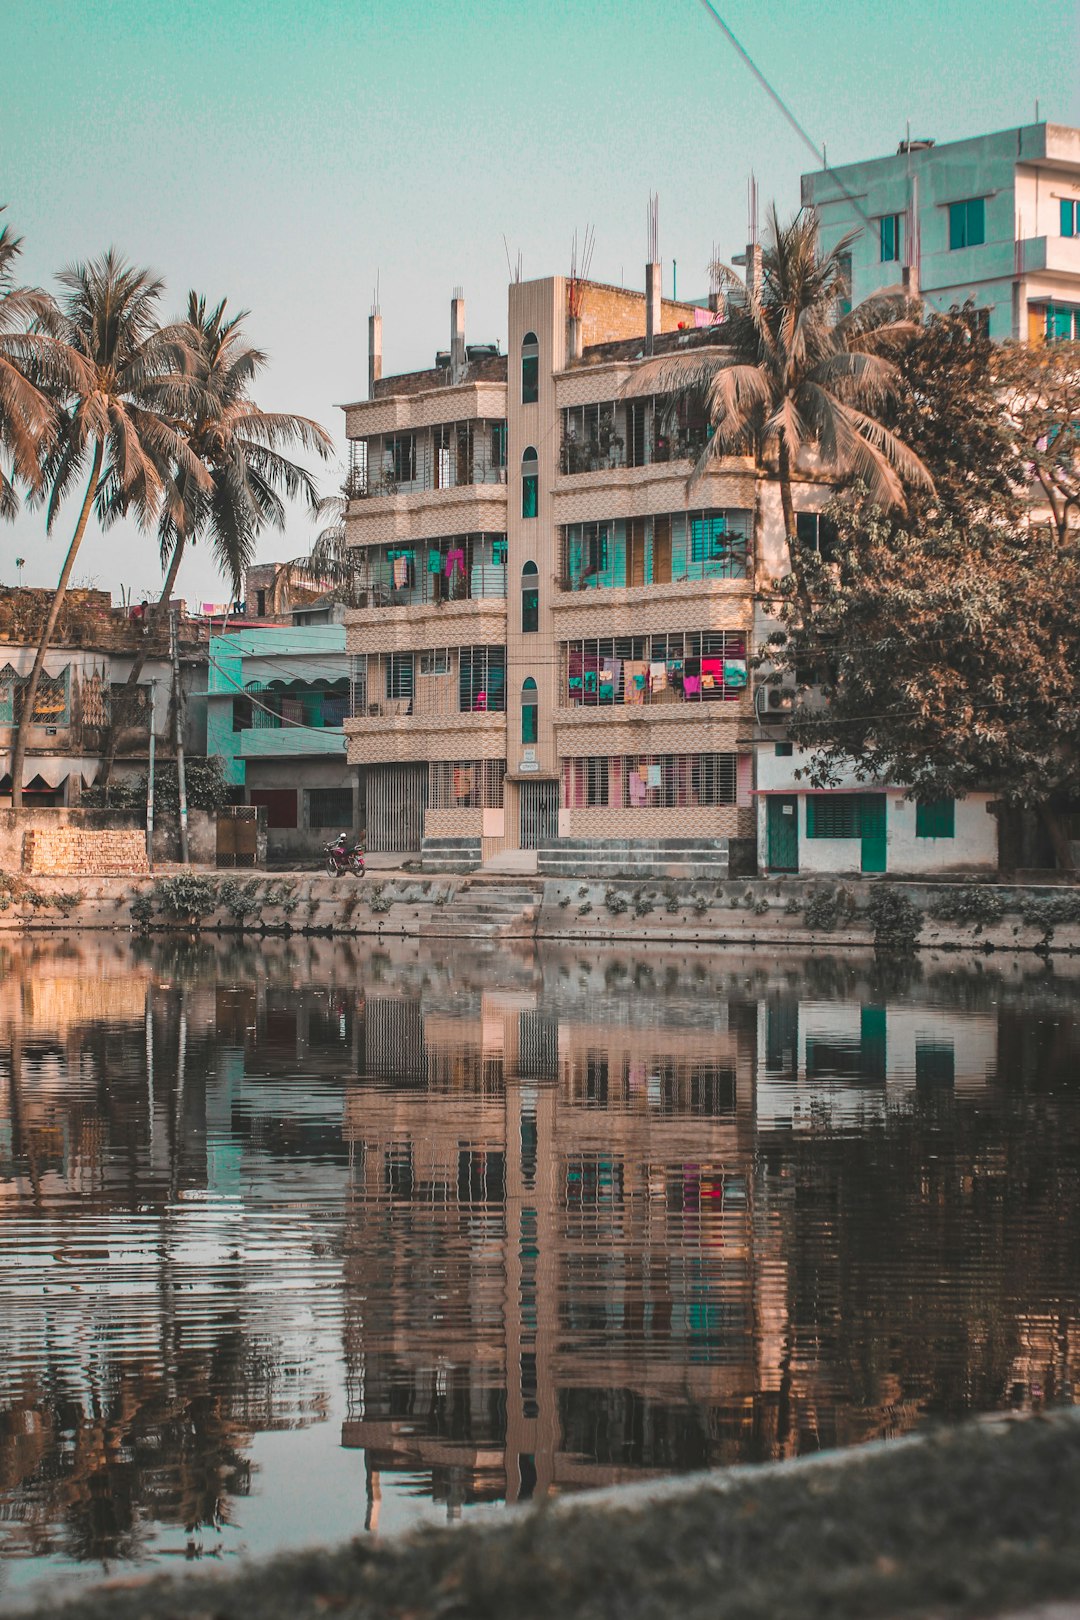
(1062, 199, 1076, 238)
(805, 795, 815, 837)
(915, 797, 955, 838)
(968, 198, 985, 246)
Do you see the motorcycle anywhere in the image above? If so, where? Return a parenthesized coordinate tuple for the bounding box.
(324, 836, 366, 878)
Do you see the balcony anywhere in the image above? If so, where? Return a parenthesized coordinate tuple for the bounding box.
(559, 397, 707, 478)
(347, 419, 506, 500)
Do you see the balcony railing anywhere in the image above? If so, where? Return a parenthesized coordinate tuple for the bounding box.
(559, 513, 750, 591)
(351, 537, 507, 609)
(560, 397, 709, 476)
(348, 420, 507, 498)
(563, 632, 748, 708)
(349, 649, 506, 719)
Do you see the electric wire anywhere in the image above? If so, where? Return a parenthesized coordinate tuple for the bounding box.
(694, 0, 875, 229)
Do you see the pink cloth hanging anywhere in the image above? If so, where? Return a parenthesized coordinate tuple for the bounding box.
(446, 548, 466, 578)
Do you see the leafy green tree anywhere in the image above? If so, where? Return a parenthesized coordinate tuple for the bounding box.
(770, 305, 1080, 866)
(778, 502, 1080, 868)
(995, 339, 1080, 546)
(9, 251, 204, 808)
(631, 205, 930, 612)
(101, 293, 332, 785)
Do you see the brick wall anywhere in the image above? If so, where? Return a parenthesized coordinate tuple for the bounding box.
(23, 827, 150, 876)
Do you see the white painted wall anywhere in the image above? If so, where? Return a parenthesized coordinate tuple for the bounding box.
(755, 744, 998, 874)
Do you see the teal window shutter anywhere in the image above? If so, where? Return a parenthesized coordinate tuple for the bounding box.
(805, 795, 815, 837)
(915, 797, 955, 838)
(1061, 199, 1076, 238)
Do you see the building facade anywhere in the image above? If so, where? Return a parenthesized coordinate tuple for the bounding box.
(342, 278, 825, 871)
(803, 121, 1080, 343)
(206, 624, 355, 862)
(0, 590, 205, 806)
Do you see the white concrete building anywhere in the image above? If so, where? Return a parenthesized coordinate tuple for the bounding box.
(755, 746, 999, 878)
(803, 121, 1080, 342)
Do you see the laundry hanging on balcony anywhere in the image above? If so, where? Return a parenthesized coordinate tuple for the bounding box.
(446, 548, 467, 579)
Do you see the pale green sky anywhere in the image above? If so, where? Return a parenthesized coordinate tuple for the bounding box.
(3, 0, 1078, 602)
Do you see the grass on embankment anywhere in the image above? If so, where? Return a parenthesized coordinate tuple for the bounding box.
(19, 1408, 1080, 1620)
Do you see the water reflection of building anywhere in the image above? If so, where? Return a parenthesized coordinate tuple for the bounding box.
(341, 975, 767, 1513)
(2, 936, 1079, 1563)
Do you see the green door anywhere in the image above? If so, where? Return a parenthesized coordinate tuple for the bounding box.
(767, 795, 799, 871)
(860, 794, 886, 873)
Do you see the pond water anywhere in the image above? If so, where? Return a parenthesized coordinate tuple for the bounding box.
(1, 933, 1079, 1608)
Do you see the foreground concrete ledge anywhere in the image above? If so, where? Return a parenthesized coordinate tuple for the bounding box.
(1, 870, 1079, 955)
(9, 1407, 1080, 1620)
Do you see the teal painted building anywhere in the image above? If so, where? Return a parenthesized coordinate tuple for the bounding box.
(207, 625, 357, 861)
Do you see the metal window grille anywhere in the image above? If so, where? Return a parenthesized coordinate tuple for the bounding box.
(386, 653, 414, 700)
(561, 510, 748, 590)
(459, 645, 505, 713)
(562, 753, 738, 809)
(353, 421, 507, 497)
(428, 759, 504, 809)
(307, 786, 354, 829)
(358, 534, 507, 607)
(563, 631, 747, 706)
(349, 655, 368, 716)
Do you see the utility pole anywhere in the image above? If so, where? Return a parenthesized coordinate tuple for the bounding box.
(169, 610, 189, 866)
(146, 676, 157, 868)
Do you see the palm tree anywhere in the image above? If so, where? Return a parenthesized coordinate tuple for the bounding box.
(99, 293, 332, 786)
(630, 205, 931, 614)
(9, 251, 206, 809)
(0, 209, 62, 519)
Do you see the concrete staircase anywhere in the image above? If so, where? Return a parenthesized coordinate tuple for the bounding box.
(418, 881, 541, 939)
(420, 836, 482, 873)
(537, 837, 730, 881)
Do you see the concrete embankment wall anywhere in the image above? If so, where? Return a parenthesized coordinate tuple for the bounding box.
(11, 1407, 1080, 1620)
(2, 870, 1079, 954)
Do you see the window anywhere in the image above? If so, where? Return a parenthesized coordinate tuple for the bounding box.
(564, 754, 737, 810)
(419, 649, 450, 676)
(232, 695, 253, 732)
(521, 677, 538, 745)
(1036, 303, 1080, 343)
(521, 446, 538, 518)
(948, 197, 985, 250)
(491, 420, 507, 468)
(1061, 198, 1079, 238)
(806, 795, 861, 838)
(880, 213, 901, 262)
(428, 759, 504, 808)
(521, 331, 539, 403)
(836, 251, 853, 316)
(521, 560, 539, 632)
(307, 787, 354, 829)
(386, 653, 414, 700)
(915, 796, 955, 838)
(390, 433, 416, 483)
(562, 757, 610, 808)
(249, 788, 297, 829)
(459, 646, 505, 712)
(775, 742, 793, 757)
(796, 510, 840, 560)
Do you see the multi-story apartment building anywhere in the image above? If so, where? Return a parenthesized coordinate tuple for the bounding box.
(205, 623, 355, 862)
(343, 274, 824, 871)
(803, 121, 1080, 343)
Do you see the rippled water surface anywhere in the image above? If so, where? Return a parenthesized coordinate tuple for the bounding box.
(1, 933, 1079, 1606)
